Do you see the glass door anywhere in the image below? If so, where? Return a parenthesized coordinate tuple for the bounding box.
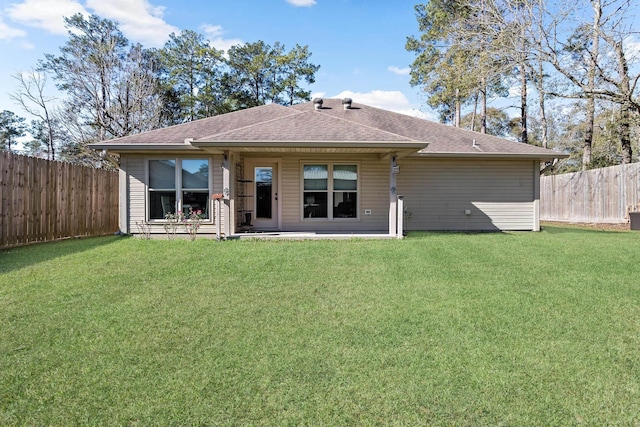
(252, 163, 278, 229)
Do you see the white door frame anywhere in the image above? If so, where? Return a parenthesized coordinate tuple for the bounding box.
(245, 159, 281, 230)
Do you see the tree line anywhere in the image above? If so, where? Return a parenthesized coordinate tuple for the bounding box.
(0, 14, 319, 166)
(406, 0, 640, 171)
(4, 3, 638, 172)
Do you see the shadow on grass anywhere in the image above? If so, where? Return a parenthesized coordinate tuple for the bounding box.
(0, 235, 127, 274)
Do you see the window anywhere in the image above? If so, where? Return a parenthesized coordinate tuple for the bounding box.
(303, 165, 328, 218)
(333, 165, 357, 218)
(181, 159, 209, 218)
(149, 159, 176, 220)
(148, 159, 210, 220)
(303, 163, 358, 219)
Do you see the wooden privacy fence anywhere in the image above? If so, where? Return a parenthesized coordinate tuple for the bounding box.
(540, 163, 640, 223)
(1, 151, 119, 249)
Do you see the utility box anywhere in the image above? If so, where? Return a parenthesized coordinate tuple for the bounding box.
(630, 212, 640, 230)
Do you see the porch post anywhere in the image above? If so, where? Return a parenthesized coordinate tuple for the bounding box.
(215, 198, 222, 239)
(389, 154, 397, 236)
(397, 195, 404, 239)
(222, 151, 231, 237)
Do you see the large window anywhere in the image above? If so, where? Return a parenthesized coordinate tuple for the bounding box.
(332, 165, 357, 218)
(148, 159, 210, 220)
(303, 165, 328, 218)
(303, 164, 358, 219)
(181, 159, 209, 218)
(149, 159, 176, 220)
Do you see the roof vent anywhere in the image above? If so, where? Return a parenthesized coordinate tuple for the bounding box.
(313, 98, 323, 110)
(472, 139, 479, 149)
(342, 98, 353, 110)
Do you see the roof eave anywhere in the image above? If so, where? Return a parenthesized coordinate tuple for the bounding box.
(88, 143, 208, 154)
(414, 151, 569, 161)
(191, 140, 428, 149)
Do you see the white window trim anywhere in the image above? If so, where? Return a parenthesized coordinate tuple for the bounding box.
(146, 157, 214, 223)
(300, 161, 360, 221)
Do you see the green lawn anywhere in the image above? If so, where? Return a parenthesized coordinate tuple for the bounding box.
(1, 227, 639, 426)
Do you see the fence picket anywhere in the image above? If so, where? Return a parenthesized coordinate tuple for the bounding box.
(540, 163, 640, 223)
(0, 151, 118, 249)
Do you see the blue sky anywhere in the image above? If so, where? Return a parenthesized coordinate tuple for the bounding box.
(0, 0, 432, 120)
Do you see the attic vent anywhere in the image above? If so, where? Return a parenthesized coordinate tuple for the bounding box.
(313, 98, 323, 110)
(342, 98, 353, 110)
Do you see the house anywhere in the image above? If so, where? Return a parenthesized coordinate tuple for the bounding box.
(90, 98, 566, 238)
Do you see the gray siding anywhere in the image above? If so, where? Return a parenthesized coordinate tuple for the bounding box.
(254, 153, 390, 232)
(122, 154, 225, 236)
(120, 153, 539, 235)
(397, 159, 537, 231)
(128, 155, 145, 231)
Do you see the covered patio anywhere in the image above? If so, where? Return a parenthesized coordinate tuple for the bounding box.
(229, 230, 400, 240)
(200, 144, 418, 239)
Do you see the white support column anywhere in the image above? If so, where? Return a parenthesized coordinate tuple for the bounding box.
(389, 154, 398, 236)
(215, 198, 222, 240)
(222, 152, 231, 237)
(397, 195, 404, 239)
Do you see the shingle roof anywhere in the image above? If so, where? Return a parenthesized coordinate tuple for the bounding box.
(194, 108, 414, 142)
(291, 98, 565, 159)
(97, 103, 299, 145)
(90, 98, 566, 160)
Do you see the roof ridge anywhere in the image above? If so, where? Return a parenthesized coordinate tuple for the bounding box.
(193, 104, 304, 140)
(194, 106, 417, 142)
(310, 99, 518, 145)
(101, 103, 296, 144)
(354, 102, 529, 145)
(318, 107, 419, 142)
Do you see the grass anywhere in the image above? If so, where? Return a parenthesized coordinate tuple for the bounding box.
(1, 227, 639, 426)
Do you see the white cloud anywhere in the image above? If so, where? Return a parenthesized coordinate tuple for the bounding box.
(0, 14, 27, 40)
(85, 0, 178, 47)
(332, 90, 434, 119)
(6, 0, 177, 46)
(623, 35, 640, 65)
(388, 66, 410, 76)
(7, 0, 87, 35)
(202, 24, 243, 53)
(286, 0, 317, 7)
